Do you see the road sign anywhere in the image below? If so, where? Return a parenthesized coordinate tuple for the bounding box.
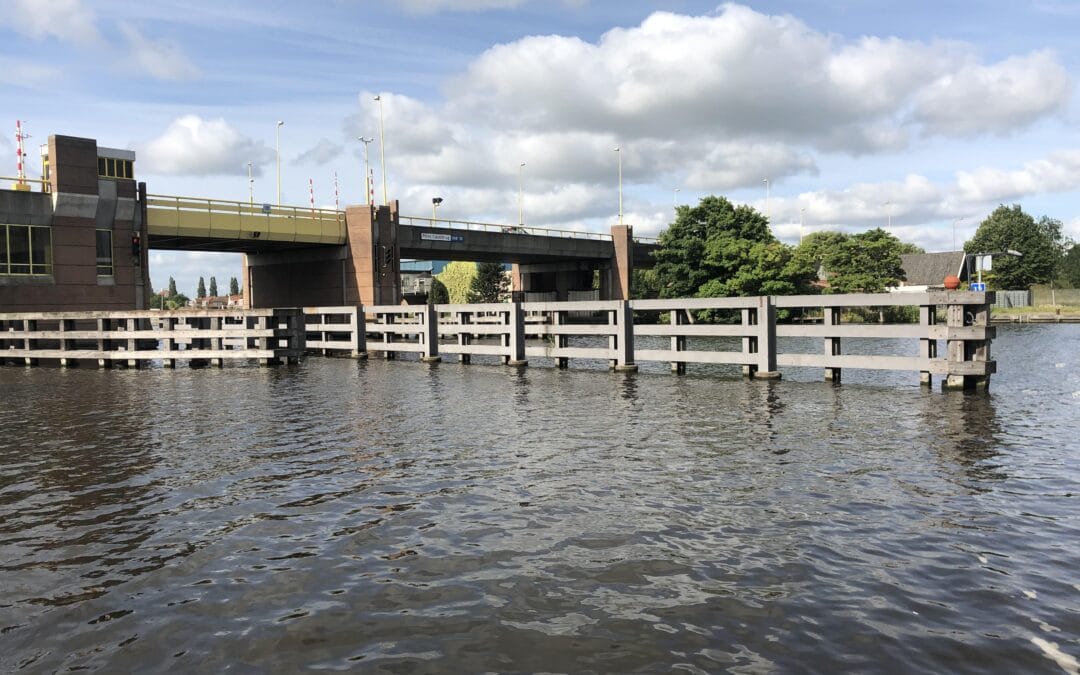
(970, 282, 986, 292)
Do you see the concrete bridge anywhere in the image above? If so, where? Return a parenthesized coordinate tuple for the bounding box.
(0, 132, 658, 313)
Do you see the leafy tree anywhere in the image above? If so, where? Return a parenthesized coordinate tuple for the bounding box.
(209, 276, 218, 297)
(470, 262, 507, 302)
(165, 292, 190, 310)
(197, 277, 206, 298)
(652, 196, 816, 298)
(631, 268, 661, 299)
(1061, 244, 1080, 288)
(229, 277, 240, 296)
(436, 261, 478, 303)
(818, 228, 908, 293)
(964, 205, 1065, 289)
(168, 276, 177, 296)
(427, 277, 450, 304)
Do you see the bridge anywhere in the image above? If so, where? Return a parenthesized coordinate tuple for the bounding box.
(0, 133, 657, 313)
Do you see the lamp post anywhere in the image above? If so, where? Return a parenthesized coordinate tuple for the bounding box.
(374, 95, 388, 205)
(884, 201, 892, 228)
(358, 136, 374, 205)
(614, 146, 622, 226)
(517, 162, 526, 227)
(800, 207, 805, 244)
(952, 216, 967, 251)
(432, 196, 443, 223)
(673, 187, 680, 211)
(763, 177, 770, 222)
(247, 162, 253, 206)
(275, 120, 284, 205)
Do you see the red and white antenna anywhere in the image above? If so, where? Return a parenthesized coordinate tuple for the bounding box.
(369, 168, 375, 205)
(15, 120, 31, 187)
(333, 171, 339, 210)
(309, 178, 315, 215)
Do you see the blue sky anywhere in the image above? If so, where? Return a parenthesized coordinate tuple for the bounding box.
(4, 0, 1079, 296)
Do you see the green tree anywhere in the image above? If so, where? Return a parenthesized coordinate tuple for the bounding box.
(209, 276, 218, 297)
(427, 277, 450, 304)
(631, 268, 661, 299)
(197, 277, 206, 298)
(470, 262, 507, 302)
(436, 261, 478, 303)
(229, 277, 240, 296)
(165, 292, 190, 310)
(168, 276, 177, 296)
(652, 196, 816, 298)
(818, 228, 908, 293)
(964, 205, 1065, 289)
(1061, 244, 1080, 288)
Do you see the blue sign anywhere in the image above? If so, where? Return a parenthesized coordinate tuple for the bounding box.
(970, 282, 986, 292)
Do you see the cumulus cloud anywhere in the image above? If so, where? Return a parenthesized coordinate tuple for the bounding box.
(119, 22, 199, 80)
(295, 138, 343, 165)
(137, 116, 274, 176)
(11, 0, 100, 44)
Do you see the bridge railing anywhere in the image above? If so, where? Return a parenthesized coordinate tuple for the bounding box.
(400, 215, 612, 241)
(147, 194, 346, 245)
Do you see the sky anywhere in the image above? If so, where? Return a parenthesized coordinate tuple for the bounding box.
(4, 0, 1080, 296)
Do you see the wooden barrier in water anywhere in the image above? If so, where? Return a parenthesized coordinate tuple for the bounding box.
(0, 308, 305, 368)
(303, 290, 994, 389)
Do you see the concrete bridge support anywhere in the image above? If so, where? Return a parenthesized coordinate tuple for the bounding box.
(511, 224, 635, 301)
(244, 203, 402, 308)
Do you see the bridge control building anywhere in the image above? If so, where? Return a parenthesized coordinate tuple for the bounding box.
(2, 133, 655, 313)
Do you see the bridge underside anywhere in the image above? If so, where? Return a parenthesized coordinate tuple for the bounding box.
(148, 234, 336, 254)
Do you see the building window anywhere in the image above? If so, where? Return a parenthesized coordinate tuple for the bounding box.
(97, 157, 134, 180)
(1, 224, 52, 276)
(96, 229, 113, 277)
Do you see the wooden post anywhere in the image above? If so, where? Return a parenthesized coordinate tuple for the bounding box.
(457, 309, 471, 364)
(670, 309, 686, 374)
(554, 308, 569, 369)
(421, 304, 441, 363)
(351, 305, 367, 359)
(505, 301, 527, 366)
(753, 296, 780, 380)
(943, 300, 967, 390)
(382, 311, 395, 359)
(741, 307, 756, 377)
(163, 316, 176, 368)
(209, 316, 223, 368)
(59, 318, 73, 368)
(824, 306, 842, 383)
(613, 300, 637, 372)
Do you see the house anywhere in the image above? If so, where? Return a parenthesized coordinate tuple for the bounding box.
(894, 251, 970, 292)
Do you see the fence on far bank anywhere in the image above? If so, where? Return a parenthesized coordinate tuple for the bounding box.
(303, 291, 995, 390)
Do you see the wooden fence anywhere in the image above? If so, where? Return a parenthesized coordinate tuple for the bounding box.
(303, 291, 995, 390)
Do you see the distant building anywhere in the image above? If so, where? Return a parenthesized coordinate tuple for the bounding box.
(895, 251, 970, 292)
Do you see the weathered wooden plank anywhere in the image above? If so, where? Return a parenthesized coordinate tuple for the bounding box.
(635, 324, 750, 337)
(439, 344, 508, 356)
(631, 297, 759, 311)
(365, 343, 426, 353)
(437, 325, 511, 336)
(634, 349, 751, 365)
(523, 346, 614, 360)
(776, 324, 926, 338)
(524, 324, 620, 336)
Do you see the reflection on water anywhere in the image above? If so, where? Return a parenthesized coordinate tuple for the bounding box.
(1, 325, 1078, 673)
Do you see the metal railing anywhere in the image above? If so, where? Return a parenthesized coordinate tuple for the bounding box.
(400, 215, 612, 241)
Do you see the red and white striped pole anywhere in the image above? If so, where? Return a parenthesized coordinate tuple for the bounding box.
(333, 171, 339, 210)
(369, 168, 375, 205)
(15, 120, 28, 185)
(309, 178, 315, 215)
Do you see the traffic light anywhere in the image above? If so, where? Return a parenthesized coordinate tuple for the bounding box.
(131, 234, 142, 257)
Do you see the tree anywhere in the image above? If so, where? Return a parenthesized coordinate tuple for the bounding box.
(631, 268, 661, 299)
(209, 276, 218, 297)
(964, 205, 1065, 289)
(817, 228, 908, 293)
(652, 196, 816, 298)
(427, 277, 450, 304)
(197, 277, 206, 298)
(470, 262, 507, 302)
(165, 292, 190, 310)
(1061, 244, 1080, 288)
(229, 277, 240, 296)
(168, 276, 177, 296)
(436, 261, 478, 303)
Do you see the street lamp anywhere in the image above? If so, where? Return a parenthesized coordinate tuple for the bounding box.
(673, 187, 680, 211)
(247, 162, 253, 206)
(358, 136, 374, 205)
(971, 249, 1023, 288)
(275, 120, 284, 205)
(517, 162, 526, 227)
(432, 196, 443, 223)
(374, 95, 388, 206)
(614, 146, 622, 226)
(800, 207, 805, 244)
(763, 177, 770, 222)
(884, 201, 892, 228)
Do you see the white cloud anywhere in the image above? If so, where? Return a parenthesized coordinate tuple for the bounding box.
(11, 0, 100, 44)
(295, 138, 343, 165)
(0, 58, 61, 87)
(397, 0, 525, 12)
(137, 116, 274, 176)
(119, 22, 199, 81)
(915, 51, 1071, 135)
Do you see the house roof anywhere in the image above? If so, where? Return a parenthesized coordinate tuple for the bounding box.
(900, 251, 968, 286)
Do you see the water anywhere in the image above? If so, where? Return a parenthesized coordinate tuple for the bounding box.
(1, 324, 1078, 673)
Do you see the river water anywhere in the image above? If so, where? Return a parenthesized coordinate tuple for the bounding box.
(1, 324, 1078, 673)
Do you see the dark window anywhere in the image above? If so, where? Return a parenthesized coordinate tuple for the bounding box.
(96, 229, 113, 276)
(98, 157, 107, 176)
(0, 228, 7, 273)
(8, 226, 30, 274)
(31, 227, 52, 275)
